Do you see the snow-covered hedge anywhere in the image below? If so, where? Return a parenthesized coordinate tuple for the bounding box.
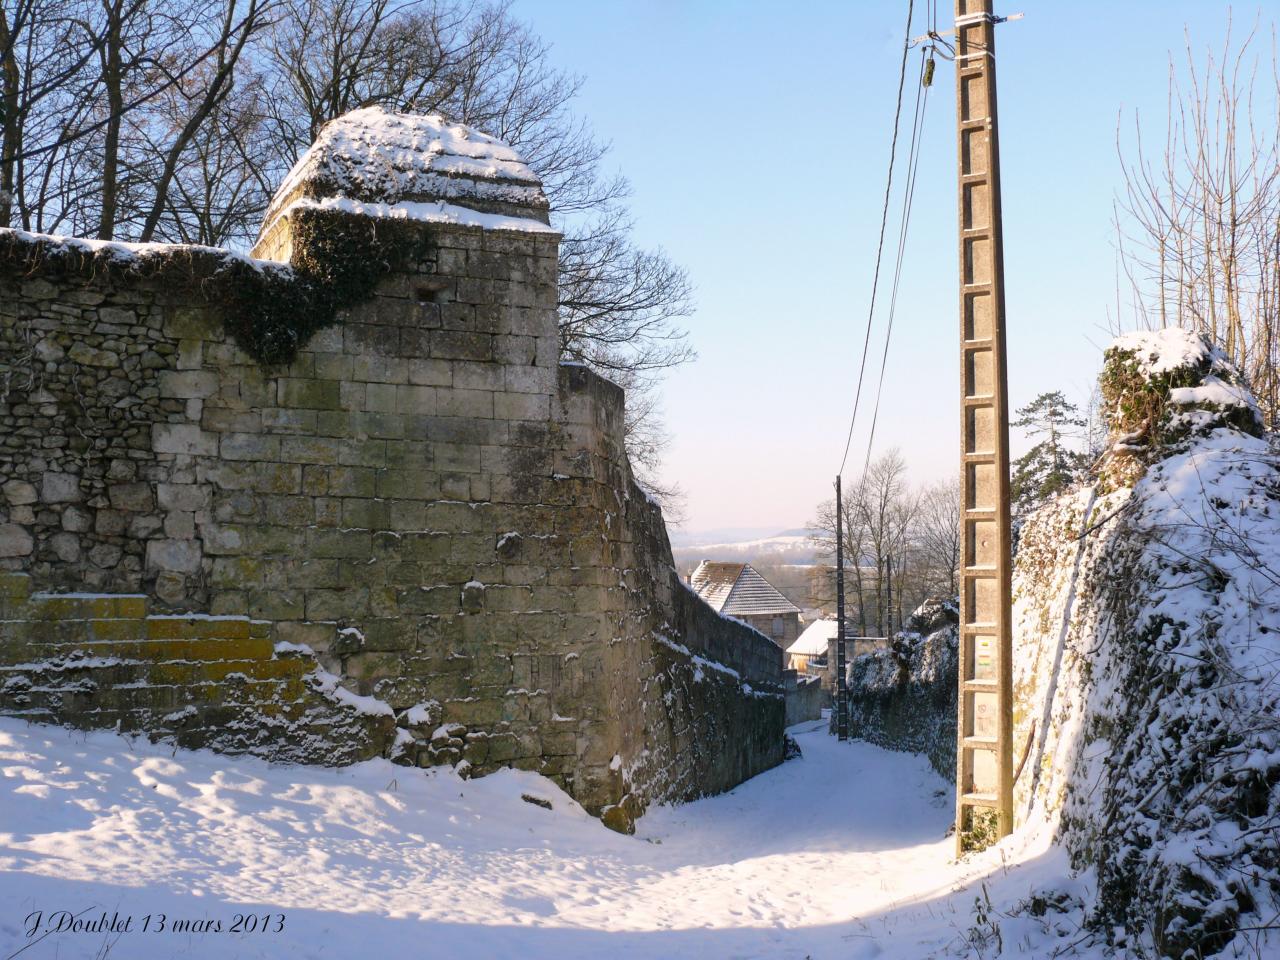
(845, 598, 958, 780)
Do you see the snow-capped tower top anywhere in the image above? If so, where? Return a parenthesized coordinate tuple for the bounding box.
(252, 106, 552, 260)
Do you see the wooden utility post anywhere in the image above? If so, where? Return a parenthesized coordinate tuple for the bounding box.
(953, 0, 1014, 851)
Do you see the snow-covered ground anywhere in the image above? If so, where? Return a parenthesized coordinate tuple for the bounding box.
(0, 716, 1093, 959)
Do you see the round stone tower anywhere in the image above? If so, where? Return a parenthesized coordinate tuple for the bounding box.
(251, 106, 552, 262)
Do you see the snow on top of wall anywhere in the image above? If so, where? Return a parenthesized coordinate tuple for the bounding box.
(273, 640, 315, 656)
(270, 106, 546, 213)
(1110, 327, 1212, 376)
(283, 196, 558, 235)
(0, 226, 289, 272)
(1108, 327, 1263, 434)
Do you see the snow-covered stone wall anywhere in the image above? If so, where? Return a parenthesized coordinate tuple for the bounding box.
(839, 329, 1279, 955)
(0, 109, 783, 832)
(1012, 330, 1280, 957)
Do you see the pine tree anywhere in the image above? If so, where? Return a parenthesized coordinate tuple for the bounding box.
(1011, 391, 1087, 516)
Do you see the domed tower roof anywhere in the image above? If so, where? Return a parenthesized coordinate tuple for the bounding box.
(253, 106, 551, 260)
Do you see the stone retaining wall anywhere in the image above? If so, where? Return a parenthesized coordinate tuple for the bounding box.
(783, 669, 824, 726)
(0, 571, 392, 762)
(0, 212, 783, 829)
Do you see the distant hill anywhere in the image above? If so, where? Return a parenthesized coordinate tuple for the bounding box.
(669, 529, 832, 614)
(670, 530, 825, 570)
(667, 526, 780, 548)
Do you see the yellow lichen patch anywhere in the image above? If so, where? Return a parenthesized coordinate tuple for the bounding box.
(189, 659, 269, 682)
(102, 640, 164, 660)
(186, 636, 275, 661)
(151, 661, 199, 685)
(241, 658, 310, 682)
(29, 595, 147, 619)
(249, 699, 285, 718)
(1, 619, 85, 643)
(276, 677, 311, 701)
(146, 616, 251, 641)
(87, 618, 148, 642)
(0, 636, 36, 663)
(1, 587, 391, 766)
(184, 681, 226, 703)
(0, 573, 32, 601)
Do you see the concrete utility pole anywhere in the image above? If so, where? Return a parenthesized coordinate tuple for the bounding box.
(835, 474, 849, 741)
(953, 0, 1014, 852)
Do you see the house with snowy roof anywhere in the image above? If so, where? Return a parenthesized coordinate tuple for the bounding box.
(688, 561, 802, 647)
(788, 618, 891, 695)
(787, 618, 836, 675)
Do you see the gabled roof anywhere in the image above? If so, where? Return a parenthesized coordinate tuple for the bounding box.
(788, 618, 838, 656)
(689, 561, 801, 617)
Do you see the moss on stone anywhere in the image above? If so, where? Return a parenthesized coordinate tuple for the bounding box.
(961, 808, 1001, 853)
(1099, 336, 1262, 490)
(0, 211, 430, 367)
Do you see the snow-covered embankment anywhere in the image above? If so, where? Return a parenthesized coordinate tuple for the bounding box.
(1013, 329, 1280, 957)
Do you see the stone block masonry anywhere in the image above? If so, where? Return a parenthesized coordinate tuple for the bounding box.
(0, 572, 392, 762)
(784, 670, 824, 726)
(0, 109, 783, 830)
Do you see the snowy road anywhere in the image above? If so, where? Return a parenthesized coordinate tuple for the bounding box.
(0, 717, 1077, 959)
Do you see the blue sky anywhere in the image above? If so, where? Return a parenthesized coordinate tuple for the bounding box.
(509, 0, 1267, 534)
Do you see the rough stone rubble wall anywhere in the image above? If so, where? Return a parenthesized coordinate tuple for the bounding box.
(0, 217, 782, 824)
(1009, 334, 1280, 956)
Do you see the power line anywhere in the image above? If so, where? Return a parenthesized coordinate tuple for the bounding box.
(836, 0, 916, 480)
(859, 48, 933, 481)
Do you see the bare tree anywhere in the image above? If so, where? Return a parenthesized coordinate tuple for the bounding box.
(148, 74, 277, 246)
(0, 0, 107, 230)
(4, 0, 695, 488)
(1115, 18, 1280, 426)
(606, 362, 685, 514)
(855, 450, 916, 635)
(135, 1, 267, 241)
(809, 451, 951, 636)
(810, 481, 872, 634)
(0, 0, 273, 239)
(556, 206, 695, 376)
(917, 478, 960, 597)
